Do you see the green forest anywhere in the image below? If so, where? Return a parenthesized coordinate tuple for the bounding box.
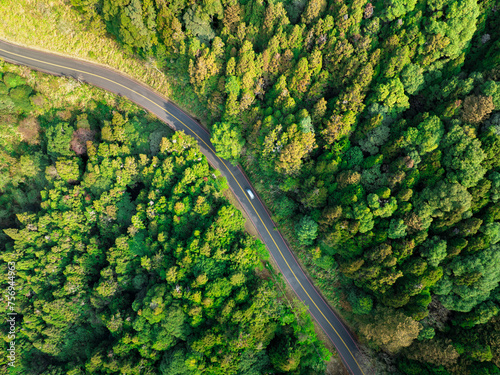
(1, 0, 500, 373)
(66, 0, 500, 373)
(0, 65, 330, 374)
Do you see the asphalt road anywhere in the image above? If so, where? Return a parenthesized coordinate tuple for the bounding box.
(0, 40, 366, 375)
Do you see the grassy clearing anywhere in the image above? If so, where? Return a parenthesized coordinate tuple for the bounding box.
(0, 0, 171, 101)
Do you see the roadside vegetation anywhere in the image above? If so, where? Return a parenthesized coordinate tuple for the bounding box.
(1, 0, 500, 373)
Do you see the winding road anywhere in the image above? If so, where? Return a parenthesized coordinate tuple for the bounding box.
(0, 40, 366, 375)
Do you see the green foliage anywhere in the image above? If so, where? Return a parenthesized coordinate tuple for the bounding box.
(348, 289, 373, 315)
(103, 0, 158, 51)
(342, 146, 364, 169)
(416, 0, 479, 68)
(415, 115, 444, 155)
(210, 122, 245, 164)
(0, 93, 15, 114)
(183, 6, 216, 44)
(481, 80, 500, 109)
(372, 196, 398, 218)
(421, 237, 447, 268)
(417, 181, 472, 229)
(436, 244, 500, 312)
(46, 122, 75, 158)
(358, 125, 390, 155)
(454, 301, 500, 328)
(417, 326, 436, 341)
(481, 222, 500, 244)
(441, 122, 486, 188)
(55, 157, 80, 182)
(378, 0, 416, 21)
(401, 63, 425, 95)
(3, 72, 26, 87)
(352, 202, 375, 233)
(388, 218, 407, 239)
(159, 349, 192, 375)
(372, 78, 410, 117)
(9, 84, 33, 112)
(295, 215, 318, 245)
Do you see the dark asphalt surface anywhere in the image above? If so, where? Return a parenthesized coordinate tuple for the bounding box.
(0, 40, 366, 375)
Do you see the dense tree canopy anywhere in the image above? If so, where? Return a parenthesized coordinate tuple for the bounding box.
(0, 67, 329, 374)
(5, 0, 500, 372)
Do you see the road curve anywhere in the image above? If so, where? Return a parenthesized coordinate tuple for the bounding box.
(0, 40, 366, 375)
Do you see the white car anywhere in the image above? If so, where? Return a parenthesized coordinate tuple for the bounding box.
(246, 188, 255, 200)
